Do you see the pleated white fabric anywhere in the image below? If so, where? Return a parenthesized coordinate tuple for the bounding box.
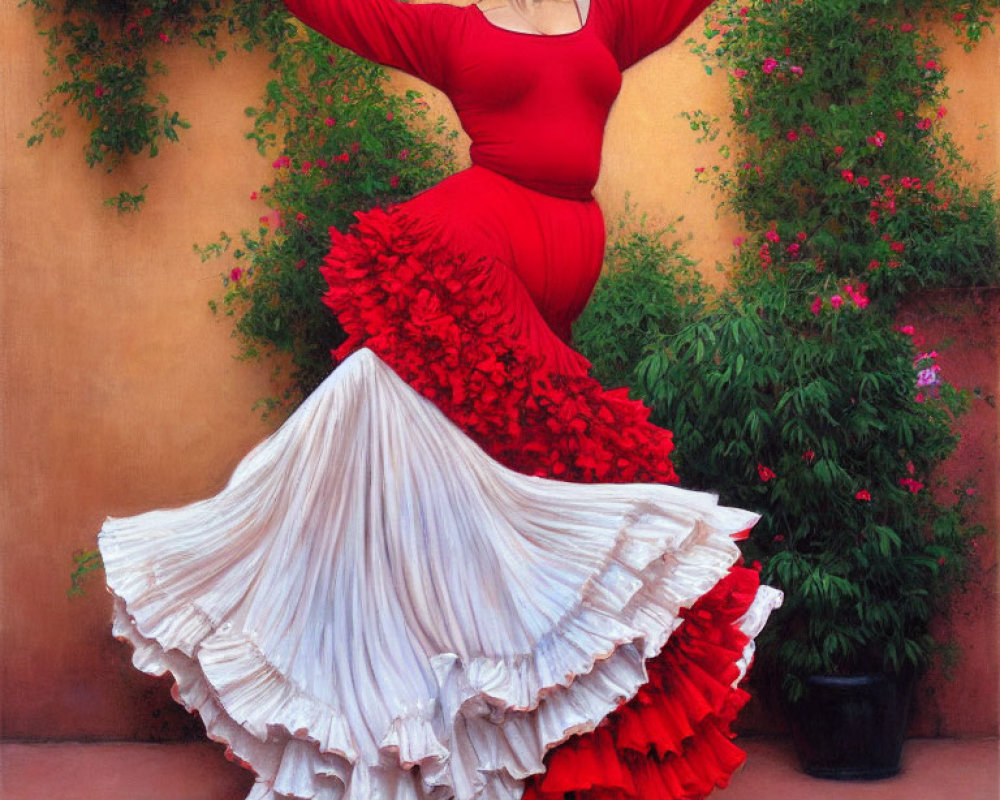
(101, 348, 781, 800)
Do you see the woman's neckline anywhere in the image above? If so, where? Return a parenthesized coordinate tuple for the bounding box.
(472, 0, 592, 39)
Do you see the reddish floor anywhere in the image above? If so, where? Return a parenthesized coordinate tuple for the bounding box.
(0, 738, 996, 800)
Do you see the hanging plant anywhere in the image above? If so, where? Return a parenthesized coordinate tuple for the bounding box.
(22, 0, 284, 209)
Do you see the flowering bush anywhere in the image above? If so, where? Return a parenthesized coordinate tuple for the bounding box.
(690, 0, 998, 295)
(579, 0, 996, 701)
(200, 27, 455, 407)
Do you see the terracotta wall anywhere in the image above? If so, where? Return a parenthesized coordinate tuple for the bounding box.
(1, 3, 997, 741)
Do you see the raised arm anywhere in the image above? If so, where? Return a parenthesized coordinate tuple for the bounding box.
(282, 0, 463, 89)
(592, 0, 715, 71)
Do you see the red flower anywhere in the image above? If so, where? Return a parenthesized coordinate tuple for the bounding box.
(757, 463, 777, 482)
(773, 534, 785, 542)
(389, 175, 400, 189)
(810, 296, 822, 315)
(855, 490, 871, 501)
(899, 477, 924, 494)
(803, 450, 816, 462)
(229, 267, 243, 283)
(841, 170, 855, 183)
(765, 230, 780, 243)
(785, 130, 798, 144)
(158, 32, 171, 43)
(830, 294, 844, 309)
(834, 145, 845, 157)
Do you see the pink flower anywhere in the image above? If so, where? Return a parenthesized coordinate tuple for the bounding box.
(899, 477, 925, 494)
(810, 296, 823, 315)
(830, 294, 844, 309)
(732, 68, 748, 79)
(398, 148, 411, 160)
(229, 267, 243, 282)
(953, 12, 966, 21)
(868, 259, 881, 270)
(324, 117, 336, 126)
(841, 170, 855, 183)
(796, 231, 808, 242)
(765, 230, 780, 243)
(762, 57, 779, 74)
(900, 22, 914, 32)
(936, 106, 948, 119)
(786, 243, 800, 257)
(857, 176, 870, 188)
(158, 32, 171, 43)
(938, 556, 947, 566)
(855, 490, 871, 501)
(739, 6, 749, 16)
(94, 84, 105, 98)
(295, 259, 307, 271)
(924, 59, 938, 70)
(786, 130, 799, 142)
(757, 463, 777, 482)
(790, 65, 803, 75)
(898, 324, 916, 335)
(249, 191, 258, 200)
(389, 175, 400, 188)
(916, 118, 932, 130)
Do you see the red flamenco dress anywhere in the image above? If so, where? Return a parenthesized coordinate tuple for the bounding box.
(97, 1, 782, 799)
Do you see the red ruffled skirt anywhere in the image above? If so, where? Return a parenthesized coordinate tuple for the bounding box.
(320, 166, 771, 800)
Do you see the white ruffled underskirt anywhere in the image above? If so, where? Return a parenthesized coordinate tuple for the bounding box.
(100, 348, 782, 800)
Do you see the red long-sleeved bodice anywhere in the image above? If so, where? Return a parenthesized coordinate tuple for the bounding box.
(283, 0, 711, 199)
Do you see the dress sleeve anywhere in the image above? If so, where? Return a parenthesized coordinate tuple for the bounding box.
(282, 0, 462, 89)
(592, 0, 714, 70)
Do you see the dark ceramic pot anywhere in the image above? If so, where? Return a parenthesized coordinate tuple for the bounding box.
(789, 673, 912, 780)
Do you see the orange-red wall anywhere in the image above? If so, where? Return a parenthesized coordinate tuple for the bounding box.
(1, 3, 996, 741)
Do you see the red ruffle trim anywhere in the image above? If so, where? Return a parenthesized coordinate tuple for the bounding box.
(321, 208, 678, 485)
(321, 207, 760, 799)
(524, 566, 760, 800)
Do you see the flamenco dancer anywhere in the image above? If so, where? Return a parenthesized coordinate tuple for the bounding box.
(99, 1, 783, 798)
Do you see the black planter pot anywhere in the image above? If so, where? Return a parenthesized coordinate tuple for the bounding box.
(789, 673, 912, 780)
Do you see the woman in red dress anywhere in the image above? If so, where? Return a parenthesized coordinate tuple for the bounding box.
(99, 2, 781, 799)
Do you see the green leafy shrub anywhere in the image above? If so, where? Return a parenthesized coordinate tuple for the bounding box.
(579, 0, 997, 701)
(574, 215, 709, 389)
(199, 27, 456, 410)
(637, 267, 979, 699)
